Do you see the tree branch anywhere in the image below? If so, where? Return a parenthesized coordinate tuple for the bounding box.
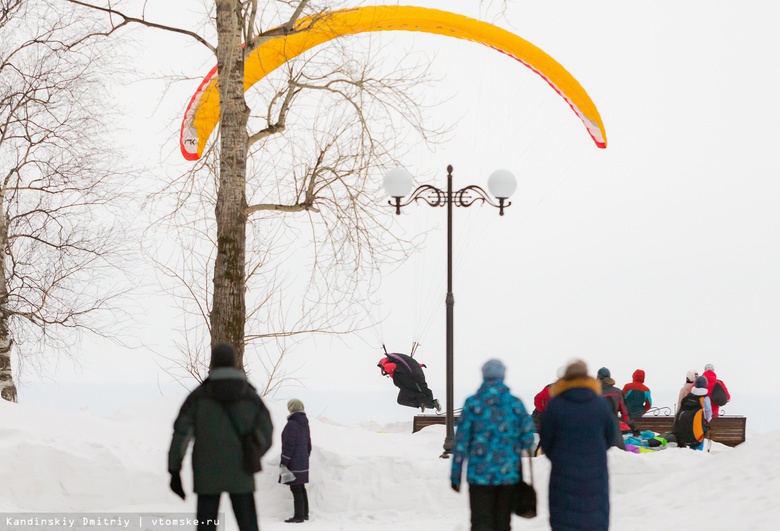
(66, 0, 216, 53)
(247, 80, 299, 147)
(244, 202, 317, 215)
(282, 0, 312, 33)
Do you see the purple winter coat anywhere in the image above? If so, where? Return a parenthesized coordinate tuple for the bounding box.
(279, 411, 311, 485)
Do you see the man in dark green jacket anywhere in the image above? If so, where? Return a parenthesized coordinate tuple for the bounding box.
(168, 343, 273, 531)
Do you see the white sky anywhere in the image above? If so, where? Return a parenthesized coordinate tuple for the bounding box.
(15, 1, 780, 433)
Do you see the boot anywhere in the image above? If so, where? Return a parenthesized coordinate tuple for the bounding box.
(289, 485, 306, 523)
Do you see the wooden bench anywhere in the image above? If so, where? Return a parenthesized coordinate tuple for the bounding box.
(634, 415, 746, 447)
(413, 414, 747, 447)
(412, 414, 454, 433)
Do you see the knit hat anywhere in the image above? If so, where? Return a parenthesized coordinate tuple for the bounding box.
(562, 359, 588, 380)
(597, 367, 611, 380)
(694, 376, 708, 389)
(482, 359, 506, 381)
(686, 370, 698, 383)
(287, 398, 305, 413)
(704, 363, 715, 372)
(210, 343, 237, 368)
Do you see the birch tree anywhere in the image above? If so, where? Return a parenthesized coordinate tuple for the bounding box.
(73, 0, 441, 375)
(0, 0, 129, 401)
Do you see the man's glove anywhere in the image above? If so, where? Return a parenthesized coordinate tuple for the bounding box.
(451, 482, 460, 493)
(169, 472, 186, 500)
(632, 428, 641, 437)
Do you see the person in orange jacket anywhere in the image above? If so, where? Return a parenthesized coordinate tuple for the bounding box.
(622, 369, 652, 421)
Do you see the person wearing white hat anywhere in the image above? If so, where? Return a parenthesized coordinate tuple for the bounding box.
(677, 370, 698, 413)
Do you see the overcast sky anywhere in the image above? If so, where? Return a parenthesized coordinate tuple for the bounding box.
(17, 0, 780, 432)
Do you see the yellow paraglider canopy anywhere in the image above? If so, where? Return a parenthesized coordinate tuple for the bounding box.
(180, 5, 607, 160)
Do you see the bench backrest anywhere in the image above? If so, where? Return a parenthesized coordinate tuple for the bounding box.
(412, 414, 747, 447)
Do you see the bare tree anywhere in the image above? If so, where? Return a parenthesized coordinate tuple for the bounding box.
(72, 0, 443, 381)
(0, 0, 131, 402)
(146, 56, 437, 386)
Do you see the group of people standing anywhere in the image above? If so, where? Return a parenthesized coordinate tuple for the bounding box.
(677, 364, 731, 418)
(165, 344, 732, 531)
(673, 364, 731, 450)
(450, 359, 733, 530)
(451, 358, 615, 531)
(531, 365, 649, 451)
(167, 343, 312, 530)
(533, 363, 731, 452)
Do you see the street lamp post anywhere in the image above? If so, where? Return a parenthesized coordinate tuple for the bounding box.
(383, 164, 517, 458)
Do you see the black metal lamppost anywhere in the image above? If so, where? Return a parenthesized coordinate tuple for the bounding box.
(383, 164, 517, 458)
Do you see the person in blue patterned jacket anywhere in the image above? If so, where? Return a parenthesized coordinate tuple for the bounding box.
(450, 359, 536, 531)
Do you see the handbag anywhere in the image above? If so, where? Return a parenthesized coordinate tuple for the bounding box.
(513, 452, 537, 518)
(218, 401, 267, 474)
(279, 465, 296, 484)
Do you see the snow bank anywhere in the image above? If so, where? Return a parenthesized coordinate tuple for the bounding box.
(1, 397, 778, 530)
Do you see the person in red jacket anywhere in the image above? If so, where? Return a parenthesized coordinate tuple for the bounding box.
(622, 369, 652, 421)
(702, 363, 731, 418)
(530, 382, 554, 433)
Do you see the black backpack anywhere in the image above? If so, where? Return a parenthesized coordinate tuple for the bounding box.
(711, 380, 729, 407)
(673, 394, 705, 446)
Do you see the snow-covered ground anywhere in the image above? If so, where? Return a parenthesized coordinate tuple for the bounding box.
(1, 396, 778, 530)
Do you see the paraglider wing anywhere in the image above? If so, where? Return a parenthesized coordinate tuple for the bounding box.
(180, 5, 607, 160)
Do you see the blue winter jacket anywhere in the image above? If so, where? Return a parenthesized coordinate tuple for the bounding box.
(450, 380, 535, 488)
(540, 377, 615, 531)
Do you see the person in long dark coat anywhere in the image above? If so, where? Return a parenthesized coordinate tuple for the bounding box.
(540, 359, 615, 531)
(168, 343, 273, 531)
(279, 398, 312, 523)
(378, 352, 440, 411)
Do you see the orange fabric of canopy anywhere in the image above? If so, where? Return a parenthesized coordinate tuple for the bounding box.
(180, 5, 607, 160)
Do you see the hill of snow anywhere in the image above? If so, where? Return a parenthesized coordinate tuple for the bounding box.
(1, 397, 778, 530)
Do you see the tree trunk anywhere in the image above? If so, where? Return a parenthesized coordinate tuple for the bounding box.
(0, 192, 18, 402)
(211, 0, 249, 367)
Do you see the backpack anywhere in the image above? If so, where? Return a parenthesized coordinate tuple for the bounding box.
(673, 394, 705, 446)
(244, 404, 273, 472)
(711, 380, 729, 407)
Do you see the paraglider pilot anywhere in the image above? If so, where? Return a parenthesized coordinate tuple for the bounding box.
(378, 352, 441, 413)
